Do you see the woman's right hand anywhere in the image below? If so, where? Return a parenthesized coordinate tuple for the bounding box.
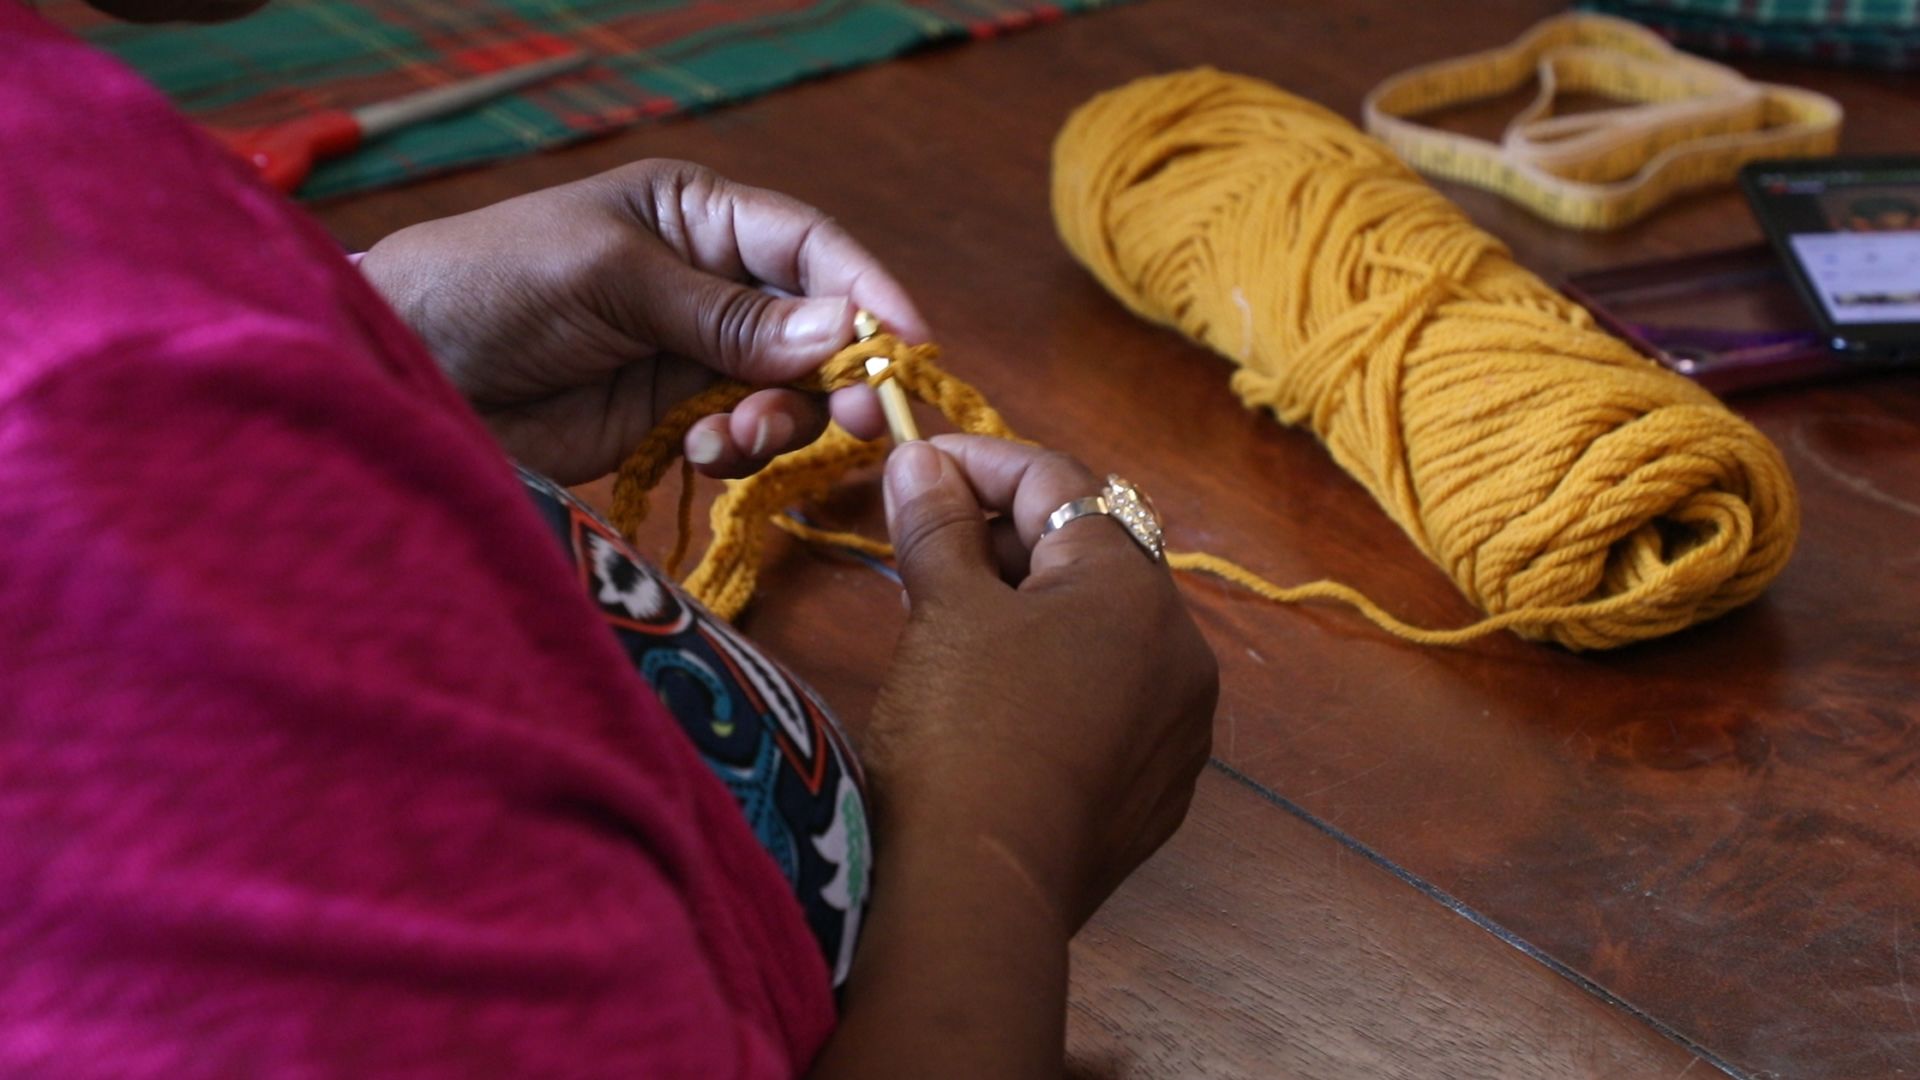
(813, 436, 1216, 1079)
(865, 435, 1219, 931)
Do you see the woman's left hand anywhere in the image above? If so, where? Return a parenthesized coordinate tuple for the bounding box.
(359, 159, 928, 484)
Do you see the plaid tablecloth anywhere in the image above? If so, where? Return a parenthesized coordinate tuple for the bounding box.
(49, 0, 1126, 200)
(1582, 0, 1920, 69)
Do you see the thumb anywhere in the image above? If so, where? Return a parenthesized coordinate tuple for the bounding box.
(626, 247, 854, 383)
(885, 442, 1000, 603)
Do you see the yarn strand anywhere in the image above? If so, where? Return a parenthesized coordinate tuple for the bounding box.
(609, 334, 1020, 621)
(607, 71, 1798, 650)
(605, 328, 1776, 652)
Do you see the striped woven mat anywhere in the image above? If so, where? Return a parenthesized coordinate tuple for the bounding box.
(1581, 0, 1920, 69)
(49, 0, 1125, 200)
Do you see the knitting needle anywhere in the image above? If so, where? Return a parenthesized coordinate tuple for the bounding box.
(853, 309, 921, 443)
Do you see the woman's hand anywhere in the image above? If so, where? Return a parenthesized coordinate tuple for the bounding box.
(813, 436, 1217, 1080)
(359, 160, 928, 484)
(869, 435, 1219, 928)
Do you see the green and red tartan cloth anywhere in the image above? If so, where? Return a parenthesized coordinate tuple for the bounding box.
(1582, 0, 1920, 69)
(48, 0, 1123, 200)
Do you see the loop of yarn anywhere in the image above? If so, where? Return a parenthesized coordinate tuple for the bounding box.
(609, 334, 1018, 621)
(1050, 68, 1799, 650)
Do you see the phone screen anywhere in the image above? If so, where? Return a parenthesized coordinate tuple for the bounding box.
(1742, 159, 1920, 357)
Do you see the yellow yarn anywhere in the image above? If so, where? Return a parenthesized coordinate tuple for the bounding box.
(609, 334, 1018, 622)
(609, 68, 1800, 651)
(1050, 68, 1798, 649)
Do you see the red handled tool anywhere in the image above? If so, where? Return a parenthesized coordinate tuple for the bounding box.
(212, 52, 590, 193)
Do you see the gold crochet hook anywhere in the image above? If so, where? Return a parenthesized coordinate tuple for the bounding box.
(854, 309, 921, 444)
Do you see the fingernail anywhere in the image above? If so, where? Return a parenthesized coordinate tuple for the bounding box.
(687, 428, 724, 466)
(886, 441, 944, 513)
(750, 412, 793, 458)
(785, 297, 851, 346)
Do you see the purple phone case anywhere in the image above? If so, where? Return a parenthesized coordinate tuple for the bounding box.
(1560, 245, 1888, 395)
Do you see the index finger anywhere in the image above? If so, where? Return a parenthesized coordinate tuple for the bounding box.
(925, 434, 1151, 582)
(724, 180, 933, 345)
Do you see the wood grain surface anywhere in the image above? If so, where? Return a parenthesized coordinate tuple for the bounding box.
(1065, 767, 1707, 1079)
(319, 2, 1920, 1076)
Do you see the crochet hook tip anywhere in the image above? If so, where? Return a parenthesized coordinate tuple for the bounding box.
(866, 357, 921, 443)
(853, 309, 920, 443)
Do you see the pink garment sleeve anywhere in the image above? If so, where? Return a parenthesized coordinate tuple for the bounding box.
(0, 7, 833, 1077)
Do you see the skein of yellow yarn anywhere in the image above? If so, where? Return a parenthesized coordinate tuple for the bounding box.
(1050, 68, 1798, 650)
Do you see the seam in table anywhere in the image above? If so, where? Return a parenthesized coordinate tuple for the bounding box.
(1207, 757, 1748, 1080)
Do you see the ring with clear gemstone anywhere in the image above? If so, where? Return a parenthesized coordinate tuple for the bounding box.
(1099, 474, 1165, 562)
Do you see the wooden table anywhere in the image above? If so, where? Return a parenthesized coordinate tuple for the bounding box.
(321, 2, 1920, 1076)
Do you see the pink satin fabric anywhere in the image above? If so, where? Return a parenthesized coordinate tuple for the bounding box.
(0, 5, 833, 1075)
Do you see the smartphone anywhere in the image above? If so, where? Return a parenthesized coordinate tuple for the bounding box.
(1740, 156, 1920, 362)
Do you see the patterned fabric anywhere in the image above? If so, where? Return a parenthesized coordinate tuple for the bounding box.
(1582, 0, 1920, 69)
(518, 469, 873, 988)
(44, 0, 1128, 200)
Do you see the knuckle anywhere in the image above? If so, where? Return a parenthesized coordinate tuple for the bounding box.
(599, 159, 693, 239)
(1036, 448, 1098, 493)
(633, 160, 724, 258)
(606, 157, 677, 194)
(803, 211, 845, 245)
(893, 499, 980, 564)
(706, 287, 773, 366)
(792, 214, 844, 293)
(687, 169, 732, 223)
